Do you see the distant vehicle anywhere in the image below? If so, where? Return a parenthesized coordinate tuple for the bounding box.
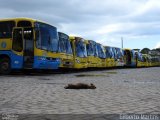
(151, 56, 160, 67)
(142, 54, 151, 67)
(69, 36, 88, 69)
(136, 52, 145, 67)
(124, 49, 137, 67)
(0, 18, 60, 74)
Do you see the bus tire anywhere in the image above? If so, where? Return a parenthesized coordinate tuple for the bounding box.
(0, 58, 11, 74)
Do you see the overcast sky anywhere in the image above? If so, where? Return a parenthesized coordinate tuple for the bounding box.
(0, 0, 160, 49)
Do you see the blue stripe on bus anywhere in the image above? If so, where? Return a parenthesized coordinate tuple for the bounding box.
(0, 51, 60, 70)
(33, 56, 60, 69)
(0, 51, 23, 69)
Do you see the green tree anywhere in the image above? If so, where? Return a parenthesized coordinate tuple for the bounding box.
(140, 48, 150, 54)
(156, 48, 160, 52)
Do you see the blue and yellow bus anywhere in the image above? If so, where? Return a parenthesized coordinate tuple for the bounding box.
(85, 40, 98, 68)
(58, 32, 73, 68)
(0, 18, 60, 74)
(69, 36, 88, 69)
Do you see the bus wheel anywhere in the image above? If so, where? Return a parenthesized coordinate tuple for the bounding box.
(0, 58, 11, 74)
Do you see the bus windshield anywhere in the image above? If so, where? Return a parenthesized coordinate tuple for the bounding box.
(75, 38, 87, 58)
(112, 48, 117, 59)
(105, 47, 113, 58)
(87, 41, 97, 56)
(116, 48, 124, 59)
(138, 53, 143, 61)
(0, 21, 15, 38)
(35, 22, 58, 52)
(97, 44, 106, 59)
(58, 32, 72, 54)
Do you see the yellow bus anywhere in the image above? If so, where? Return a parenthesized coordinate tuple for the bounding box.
(0, 18, 60, 74)
(124, 49, 137, 67)
(105, 46, 115, 67)
(96, 43, 106, 68)
(69, 36, 88, 69)
(136, 52, 145, 67)
(111, 47, 118, 67)
(114, 47, 125, 67)
(85, 40, 99, 68)
(142, 54, 151, 67)
(58, 32, 73, 68)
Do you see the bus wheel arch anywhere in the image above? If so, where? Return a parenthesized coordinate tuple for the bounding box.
(0, 55, 11, 74)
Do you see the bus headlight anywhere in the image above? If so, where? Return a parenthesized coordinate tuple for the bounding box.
(38, 57, 46, 60)
(55, 58, 61, 62)
(76, 59, 80, 63)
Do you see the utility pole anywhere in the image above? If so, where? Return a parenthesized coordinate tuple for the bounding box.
(121, 37, 123, 49)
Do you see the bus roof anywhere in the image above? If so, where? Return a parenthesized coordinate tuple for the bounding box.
(0, 17, 55, 27)
(124, 48, 132, 51)
(69, 36, 84, 40)
(58, 32, 68, 36)
(0, 17, 37, 22)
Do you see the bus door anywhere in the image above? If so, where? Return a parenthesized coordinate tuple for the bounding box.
(12, 27, 34, 69)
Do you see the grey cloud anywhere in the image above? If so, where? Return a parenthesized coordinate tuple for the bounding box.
(0, 0, 159, 48)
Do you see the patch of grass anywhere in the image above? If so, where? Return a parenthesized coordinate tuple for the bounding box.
(38, 78, 51, 80)
(104, 71, 117, 74)
(75, 74, 108, 77)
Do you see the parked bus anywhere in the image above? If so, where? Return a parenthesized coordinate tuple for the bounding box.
(114, 47, 125, 67)
(69, 36, 88, 69)
(96, 43, 106, 68)
(58, 32, 73, 68)
(85, 40, 98, 68)
(124, 49, 137, 67)
(142, 54, 151, 67)
(0, 18, 60, 74)
(136, 52, 145, 67)
(111, 47, 117, 67)
(151, 56, 160, 67)
(105, 46, 115, 67)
